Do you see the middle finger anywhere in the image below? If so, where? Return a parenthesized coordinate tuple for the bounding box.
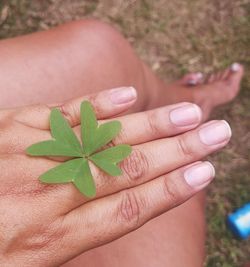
(1, 102, 202, 154)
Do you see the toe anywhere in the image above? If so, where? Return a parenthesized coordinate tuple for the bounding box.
(181, 72, 204, 86)
(226, 63, 244, 91)
(207, 73, 216, 83)
(216, 71, 226, 81)
(222, 62, 243, 81)
(217, 63, 244, 102)
(221, 68, 231, 80)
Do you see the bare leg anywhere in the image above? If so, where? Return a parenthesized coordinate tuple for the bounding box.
(0, 20, 243, 117)
(0, 20, 243, 267)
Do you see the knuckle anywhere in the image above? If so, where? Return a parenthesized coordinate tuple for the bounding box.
(0, 116, 15, 151)
(176, 136, 193, 160)
(88, 94, 103, 117)
(4, 219, 69, 257)
(117, 190, 143, 228)
(58, 103, 78, 126)
(146, 111, 161, 137)
(26, 224, 62, 251)
(0, 114, 12, 130)
(112, 127, 128, 145)
(121, 149, 149, 184)
(162, 175, 181, 206)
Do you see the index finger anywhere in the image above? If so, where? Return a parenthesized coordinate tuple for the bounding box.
(8, 86, 137, 130)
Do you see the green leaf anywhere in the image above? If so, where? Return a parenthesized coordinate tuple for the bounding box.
(81, 101, 98, 155)
(26, 100, 132, 198)
(40, 158, 96, 198)
(50, 109, 83, 155)
(81, 101, 121, 155)
(26, 108, 83, 157)
(73, 160, 96, 197)
(90, 145, 132, 176)
(26, 140, 82, 157)
(93, 121, 122, 155)
(40, 158, 83, 183)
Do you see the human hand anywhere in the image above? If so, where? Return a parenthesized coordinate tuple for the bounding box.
(0, 87, 231, 266)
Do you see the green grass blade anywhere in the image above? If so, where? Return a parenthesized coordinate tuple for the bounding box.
(40, 158, 83, 183)
(26, 140, 83, 157)
(50, 109, 83, 155)
(73, 160, 96, 197)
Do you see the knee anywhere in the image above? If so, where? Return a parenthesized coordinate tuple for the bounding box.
(65, 19, 128, 56)
(61, 19, 142, 89)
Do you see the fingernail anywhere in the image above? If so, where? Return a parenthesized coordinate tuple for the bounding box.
(184, 162, 215, 188)
(231, 63, 240, 72)
(170, 103, 202, 126)
(109, 87, 137, 105)
(199, 120, 232, 145)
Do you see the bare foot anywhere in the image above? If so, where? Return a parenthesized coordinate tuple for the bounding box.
(164, 63, 244, 120)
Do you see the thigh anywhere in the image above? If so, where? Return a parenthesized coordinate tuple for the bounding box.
(0, 20, 144, 108)
(63, 193, 206, 267)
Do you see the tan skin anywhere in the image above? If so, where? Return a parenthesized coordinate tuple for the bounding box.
(0, 20, 243, 267)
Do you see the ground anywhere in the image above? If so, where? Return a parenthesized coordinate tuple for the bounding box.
(0, 0, 249, 266)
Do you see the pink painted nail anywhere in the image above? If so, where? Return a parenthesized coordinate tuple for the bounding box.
(231, 63, 240, 72)
(196, 72, 203, 80)
(187, 72, 203, 85)
(109, 87, 137, 105)
(184, 161, 215, 188)
(199, 120, 232, 146)
(169, 103, 202, 126)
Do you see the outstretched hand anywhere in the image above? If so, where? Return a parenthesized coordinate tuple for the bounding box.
(0, 87, 231, 266)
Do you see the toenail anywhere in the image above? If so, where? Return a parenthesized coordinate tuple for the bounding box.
(199, 120, 232, 146)
(187, 73, 203, 85)
(187, 80, 197, 85)
(196, 72, 203, 80)
(169, 103, 202, 126)
(231, 63, 241, 72)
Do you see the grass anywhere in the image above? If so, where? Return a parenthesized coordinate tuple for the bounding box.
(0, 0, 249, 266)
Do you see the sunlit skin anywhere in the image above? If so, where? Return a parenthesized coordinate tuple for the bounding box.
(0, 20, 243, 267)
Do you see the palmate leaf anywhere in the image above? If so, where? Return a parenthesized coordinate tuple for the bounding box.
(90, 145, 132, 176)
(26, 109, 83, 157)
(26, 100, 132, 198)
(81, 101, 121, 156)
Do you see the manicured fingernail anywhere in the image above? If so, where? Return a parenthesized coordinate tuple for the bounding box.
(184, 162, 215, 188)
(199, 120, 232, 145)
(231, 63, 240, 72)
(170, 103, 202, 126)
(109, 87, 137, 105)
